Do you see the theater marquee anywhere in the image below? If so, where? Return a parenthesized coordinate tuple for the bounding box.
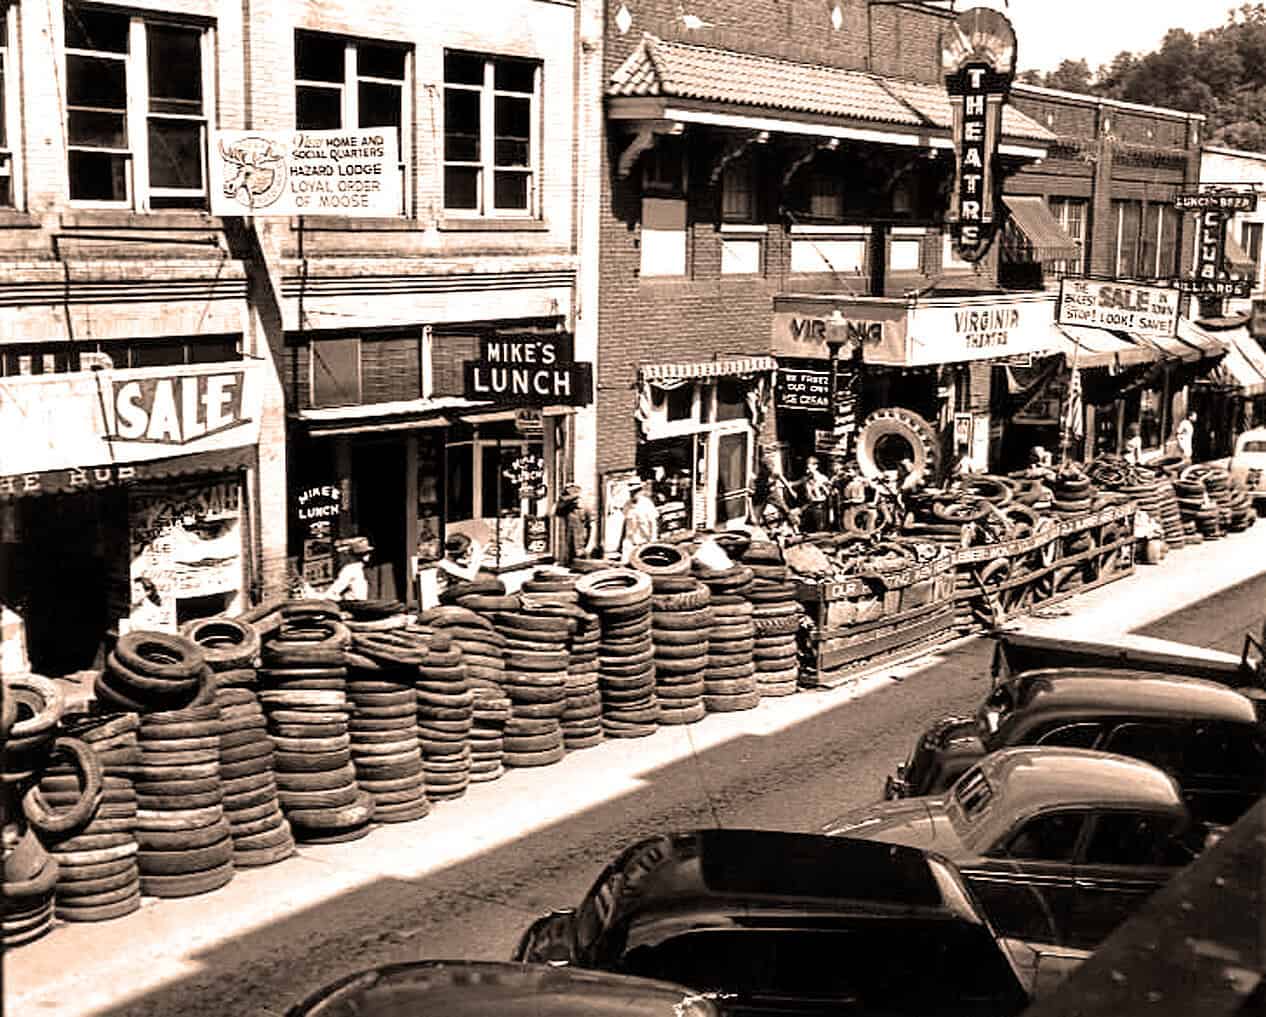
(941, 7, 1018, 263)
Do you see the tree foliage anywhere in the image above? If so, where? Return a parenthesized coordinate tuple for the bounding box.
(1015, 4, 1266, 151)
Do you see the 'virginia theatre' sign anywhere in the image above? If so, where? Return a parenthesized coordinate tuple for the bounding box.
(941, 8, 1018, 263)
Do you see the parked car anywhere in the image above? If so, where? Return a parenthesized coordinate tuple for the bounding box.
(514, 828, 1053, 1016)
(283, 960, 717, 1017)
(829, 747, 1221, 954)
(885, 669, 1265, 824)
(1228, 426, 1266, 507)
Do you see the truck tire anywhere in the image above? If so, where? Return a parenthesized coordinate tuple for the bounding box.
(856, 407, 940, 480)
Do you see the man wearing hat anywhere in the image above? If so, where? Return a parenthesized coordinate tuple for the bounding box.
(619, 476, 659, 562)
(435, 530, 486, 601)
(554, 482, 594, 567)
(325, 535, 373, 601)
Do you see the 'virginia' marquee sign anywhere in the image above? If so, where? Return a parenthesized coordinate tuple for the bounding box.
(941, 7, 1018, 263)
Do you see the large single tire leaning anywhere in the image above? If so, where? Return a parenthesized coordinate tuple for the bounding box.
(856, 407, 940, 480)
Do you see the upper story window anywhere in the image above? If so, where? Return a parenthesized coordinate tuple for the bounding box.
(64, 4, 213, 209)
(0, 7, 14, 207)
(642, 135, 686, 197)
(1048, 197, 1087, 277)
(443, 51, 540, 217)
(720, 159, 755, 224)
(1112, 199, 1179, 281)
(295, 31, 410, 214)
(1241, 221, 1263, 279)
(809, 172, 844, 221)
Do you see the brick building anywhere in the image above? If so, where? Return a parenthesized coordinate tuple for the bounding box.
(592, 0, 1058, 541)
(0, 0, 601, 676)
(1004, 84, 1256, 463)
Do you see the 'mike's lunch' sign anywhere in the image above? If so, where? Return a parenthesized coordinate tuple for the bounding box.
(941, 8, 1018, 263)
(462, 332, 594, 407)
(0, 362, 264, 477)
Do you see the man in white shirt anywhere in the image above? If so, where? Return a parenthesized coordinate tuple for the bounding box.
(325, 536, 373, 601)
(620, 478, 659, 561)
(1176, 411, 1196, 462)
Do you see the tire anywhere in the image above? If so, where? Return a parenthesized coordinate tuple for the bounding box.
(180, 618, 261, 671)
(7, 674, 65, 745)
(933, 499, 991, 524)
(576, 569, 653, 608)
(704, 690, 761, 712)
(856, 407, 939, 480)
(140, 862, 234, 898)
(841, 505, 884, 538)
(629, 542, 691, 576)
(503, 745, 566, 767)
(115, 632, 205, 682)
(23, 737, 103, 835)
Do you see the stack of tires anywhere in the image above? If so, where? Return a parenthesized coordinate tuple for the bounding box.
(1050, 470, 1095, 517)
(631, 544, 705, 726)
(561, 608, 604, 749)
(183, 617, 293, 869)
(416, 632, 475, 799)
(745, 544, 803, 698)
(1227, 477, 1257, 532)
(1173, 473, 1219, 542)
(259, 608, 375, 845)
(495, 611, 570, 765)
(345, 634, 430, 824)
(417, 608, 507, 690)
(469, 687, 512, 781)
(1119, 475, 1185, 549)
(27, 730, 139, 925)
(577, 569, 659, 740)
(1188, 466, 1235, 533)
(703, 595, 759, 713)
(3, 825, 59, 948)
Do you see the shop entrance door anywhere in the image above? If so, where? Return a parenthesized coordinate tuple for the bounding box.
(715, 430, 751, 527)
(351, 439, 406, 603)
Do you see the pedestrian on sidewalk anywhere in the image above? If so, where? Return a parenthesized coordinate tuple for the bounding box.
(1176, 411, 1197, 462)
(555, 483, 595, 566)
(1124, 423, 1144, 465)
(323, 536, 373, 601)
(619, 478, 659, 562)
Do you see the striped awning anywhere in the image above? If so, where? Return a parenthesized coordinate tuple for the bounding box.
(1002, 196, 1081, 263)
(1203, 325, 1266, 395)
(641, 356, 777, 383)
(1056, 326, 1158, 369)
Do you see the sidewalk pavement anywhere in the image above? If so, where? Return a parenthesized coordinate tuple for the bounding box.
(8, 523, 1266, 1017)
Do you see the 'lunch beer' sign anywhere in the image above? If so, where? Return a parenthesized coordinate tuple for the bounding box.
(941, 8, 1018, 263)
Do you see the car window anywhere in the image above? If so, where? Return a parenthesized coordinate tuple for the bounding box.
(1035, 722, 1102, 749)
(1102, 722, 1184, 773)
(1186, 722, 1266, 778)
(1003, 811, 1087, 862)
(1082, 812, 1172, 866)
(1240, 439, 1266, 453)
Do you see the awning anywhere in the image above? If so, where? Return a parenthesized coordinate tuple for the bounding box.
(641, 356, 776, 383)
(1056, 326, 1158, 369)
(1224, 232, 1257, 278)
(1002, 196, 1081, 263)
(1203, 325, 1266, 395)
(607, 33, 1054, 156)
(0, 445, 256, 500)
(293, 396, 484, 437)
(1174, 318, 1231, 361)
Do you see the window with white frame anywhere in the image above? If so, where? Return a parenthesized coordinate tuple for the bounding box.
(1241, 221, 1262, 279)
(0, 6, 15, 207)
(443, 51, 539, 216)
(721, 160, 754, 223)
(1048, 197, 1087, 277)
(295, 31, 410, 214)
(64, 4, 213, 208)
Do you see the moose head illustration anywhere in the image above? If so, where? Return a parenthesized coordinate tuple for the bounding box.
(219, 136, 288, 210)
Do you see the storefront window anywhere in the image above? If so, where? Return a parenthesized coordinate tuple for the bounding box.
(445, 440, 474, 522)
(1139, 387, 1163, 450)
(665, 384, 696, 422)
(715, 430, 750, 524)
(715, 377, 746, 421)
(640, 436, 696, 536)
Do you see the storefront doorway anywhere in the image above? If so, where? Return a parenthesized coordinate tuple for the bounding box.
(351, 439, 408, 602)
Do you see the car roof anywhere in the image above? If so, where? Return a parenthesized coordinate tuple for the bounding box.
(284, 961, 715, 1017)
(1010, 670, 1258, 725)
(594, 829, 985, 924)
(1235, 426, 1266, 446)
(975, 747, 1186, 818)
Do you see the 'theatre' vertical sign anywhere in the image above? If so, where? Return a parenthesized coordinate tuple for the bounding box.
(941, 8, 1018, 263)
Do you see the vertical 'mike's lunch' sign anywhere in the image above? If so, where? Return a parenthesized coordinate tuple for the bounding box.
(941, 7, 1018, 263)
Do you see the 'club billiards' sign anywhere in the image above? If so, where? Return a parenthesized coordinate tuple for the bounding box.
(941, 8, 1018, 263)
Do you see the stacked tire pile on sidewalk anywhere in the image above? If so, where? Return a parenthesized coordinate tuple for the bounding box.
(345, 633, 430, 824)
(415, 631, 477, 797)
(183, 617, 295, 869)
(638, 543, 711, 727)
(578, 568, 661, 739)
(744, 542, 805, 698)
(95, 633, 238, 899)
(257, 605, 375, 845)
(694, 542, 761, 714)
(491, 606, 570, 767)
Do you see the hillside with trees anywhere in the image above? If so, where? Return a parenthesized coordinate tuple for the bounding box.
(1017, 3, 1266, 151)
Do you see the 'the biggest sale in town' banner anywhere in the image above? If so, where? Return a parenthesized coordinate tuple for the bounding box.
(211, 129, 401, 217)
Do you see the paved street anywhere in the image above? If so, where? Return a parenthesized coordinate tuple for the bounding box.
(9, 549, 1263, 1017)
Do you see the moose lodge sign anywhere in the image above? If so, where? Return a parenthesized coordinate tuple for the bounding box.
(941, 7, 1018, 263)
(211, 128, 401, 217)
(463, 333, 594, 407)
